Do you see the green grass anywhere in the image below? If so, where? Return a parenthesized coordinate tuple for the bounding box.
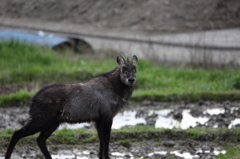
(132, 90, 240, 102)
(136, 59, 240, 93)
(0, 89, 33, 107)
(1, 126, 240, 149)
(0, 41, 110, 85)
(1, 41, 240, 106)
(217, 147, 240, 159)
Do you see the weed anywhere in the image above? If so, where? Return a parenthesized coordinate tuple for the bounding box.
(233, 77, 240, 90)
(116, 139, 131, 148)
(154, 142, 161, 147)
(82, 135, 98, 143)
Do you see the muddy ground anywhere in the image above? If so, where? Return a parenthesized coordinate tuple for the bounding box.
(2, 101, 240, 131)
(0, 0, 240, 34)
(1, 101, 240, 158)
(0, 140, 230, 159)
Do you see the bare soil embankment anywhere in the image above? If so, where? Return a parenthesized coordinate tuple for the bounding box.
(0, 0, 240, 34)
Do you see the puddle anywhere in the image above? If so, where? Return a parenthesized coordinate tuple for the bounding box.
(154, 109, 209, 129)
(59, 111, 146, 130)
(59, 107, 240, 130)
(112, 111, 146, 129)
(205, 108, 225, 115)
(229, 118, 240, 128)
(52, 154, 77, 159)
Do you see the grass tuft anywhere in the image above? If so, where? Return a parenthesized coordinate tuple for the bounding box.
(217, 147, 240, 159)
(0, 89, 33, 107)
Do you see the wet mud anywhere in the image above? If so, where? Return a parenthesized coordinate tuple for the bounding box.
(0, 139, 228, 159)
(1, 101, 240, 158)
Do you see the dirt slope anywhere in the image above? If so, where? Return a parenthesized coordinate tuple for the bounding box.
(0, 0, 240, 34)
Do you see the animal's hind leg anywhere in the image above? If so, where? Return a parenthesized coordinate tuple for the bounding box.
(5, 121, 42, 159)
(37, 122, 59, 159)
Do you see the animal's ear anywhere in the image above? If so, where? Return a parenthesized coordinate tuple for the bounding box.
(116, 56, 124, 65)
(131, 55, 138, 64)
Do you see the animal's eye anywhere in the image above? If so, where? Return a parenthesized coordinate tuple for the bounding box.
(122, 67, 128, 75)
(132, 66, 136, 72)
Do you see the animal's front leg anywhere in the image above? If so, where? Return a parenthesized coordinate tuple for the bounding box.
(97, 118, 112, 159)
(96, 121, 103, 159)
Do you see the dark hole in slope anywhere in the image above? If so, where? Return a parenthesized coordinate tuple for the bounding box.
(53, 37, 94, 54)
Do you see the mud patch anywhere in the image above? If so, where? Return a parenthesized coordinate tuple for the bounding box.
(1, 101, 240, 131)
(59, 101, 240, 130)
(0, 139, 227, 159)
(0, 107, 29, 130)
(1, 101, 240, 158)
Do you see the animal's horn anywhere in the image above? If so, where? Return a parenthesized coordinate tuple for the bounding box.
(121, 54, 126, 62)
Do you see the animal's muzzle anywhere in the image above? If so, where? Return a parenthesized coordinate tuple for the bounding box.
(128, 78, 135, 84)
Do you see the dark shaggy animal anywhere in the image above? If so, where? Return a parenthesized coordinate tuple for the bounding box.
(5, 55, 138, 159)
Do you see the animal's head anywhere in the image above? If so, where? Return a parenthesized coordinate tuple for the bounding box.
(117, 55, 138, 86)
